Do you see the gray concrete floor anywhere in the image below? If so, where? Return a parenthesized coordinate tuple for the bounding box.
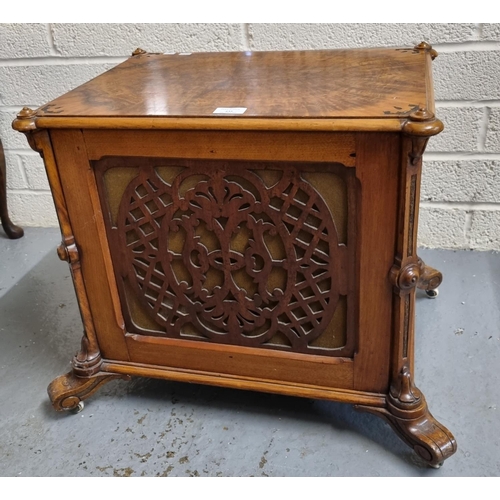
(0, 227, 499, 477)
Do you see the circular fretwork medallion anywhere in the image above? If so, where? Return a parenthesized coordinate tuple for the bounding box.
(118, 164, 342, 352)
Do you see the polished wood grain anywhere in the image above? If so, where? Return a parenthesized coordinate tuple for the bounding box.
(35, 116, 405, 132)
(354, 133, 400, 392)
(37, 48, 428, 120)
(125, 334, 354, 389)
(83, 130, 356, 165)
(13, 43, 456, 468)
(361, 106, 454, 467)
(49, 129, 130, 364)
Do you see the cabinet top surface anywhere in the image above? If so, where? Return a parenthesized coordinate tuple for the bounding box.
(34, 47, 435, 123)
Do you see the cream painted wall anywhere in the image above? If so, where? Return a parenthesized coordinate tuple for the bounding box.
(1, 23, 499, 249)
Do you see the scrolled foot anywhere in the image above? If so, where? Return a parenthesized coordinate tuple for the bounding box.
(357, 397, 457, 468)
(47, 371, 129, 412)
(417, 257, 442, 295)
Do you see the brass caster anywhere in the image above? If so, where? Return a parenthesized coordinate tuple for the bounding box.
(74, 401, 84, 414)
(425, 289, 439, 299)
(429, 461, 444, 469)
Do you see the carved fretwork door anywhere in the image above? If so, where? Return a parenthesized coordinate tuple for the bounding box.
(96, 157, 357, 359)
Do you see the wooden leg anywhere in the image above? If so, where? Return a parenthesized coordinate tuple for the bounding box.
(417, 257, 442, 298)
(357, 398, 456, 468)
(47, 371, 130, 412)
(0, 138, 24, 239)
(356, 367, 456, 467)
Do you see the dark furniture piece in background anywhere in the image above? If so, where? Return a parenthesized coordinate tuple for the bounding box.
(0, 137, 24, 239)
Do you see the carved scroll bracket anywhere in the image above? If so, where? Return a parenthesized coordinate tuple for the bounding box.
(390, 257, 443, 295)
(389, 259, 420, 294)
(416, 257, 443, 291)
(48, 371, 130, 412)
(403, 107, 444, 165)
(57, 235, 102, 377)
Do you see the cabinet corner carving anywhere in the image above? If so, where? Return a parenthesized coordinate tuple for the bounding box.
(389, 364, 422, 407)
(12, 107, 43, 156)
(390, 262, 420, 293)
(403, 107, 444, 165)
(131, 47, 147, 57)
(57, 235, 103, 377)
(414, 41, 438, 60)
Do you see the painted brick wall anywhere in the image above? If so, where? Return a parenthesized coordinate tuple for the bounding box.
(1, 23, 499, 250)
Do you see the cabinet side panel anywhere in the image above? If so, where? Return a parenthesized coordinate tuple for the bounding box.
(354, 133, 400, 392)
(50, 129, 130, 361)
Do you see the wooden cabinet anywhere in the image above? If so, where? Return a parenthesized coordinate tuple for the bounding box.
(13, 43, 456, 467)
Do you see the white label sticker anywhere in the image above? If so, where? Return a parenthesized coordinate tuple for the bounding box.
(213, 107, 247, 115)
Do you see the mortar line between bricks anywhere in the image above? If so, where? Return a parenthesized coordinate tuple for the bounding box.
(475, 23, 483, 40)
(424, 153, 500, 160)
(0, 41, 499, 68)
(432, 41, 500, 52)
(3, 149, 42, 156)
(421, 201, 500, 211)
(46, 24, 61, 56)
(479, 107, 491, 151)
(241, 24, 250, 51)
(6, 189, 52, 195)
(464, 212, 473, 246)
(0, 106, 40, 112)
(0, 56, 128, 67)
(436, 100, 500, 108)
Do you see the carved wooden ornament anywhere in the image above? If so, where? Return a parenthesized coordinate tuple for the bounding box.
(115, 163, 348, 355)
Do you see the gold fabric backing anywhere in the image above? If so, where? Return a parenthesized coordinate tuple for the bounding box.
(103, 163, 350, 350)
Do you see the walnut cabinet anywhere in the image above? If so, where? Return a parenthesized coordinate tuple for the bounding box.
(13, 43, 456, 467)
